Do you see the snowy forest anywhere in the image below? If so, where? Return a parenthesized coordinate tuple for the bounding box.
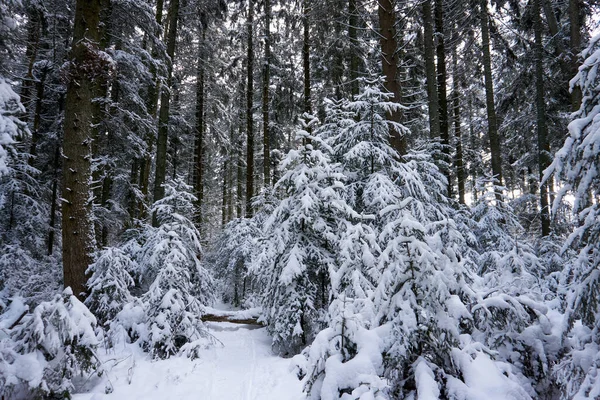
(0, 0, 600, 398)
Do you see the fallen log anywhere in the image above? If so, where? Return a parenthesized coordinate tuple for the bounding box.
(201, 313, 265, 326)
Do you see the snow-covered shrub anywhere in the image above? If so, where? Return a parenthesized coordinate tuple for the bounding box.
(0, 244, 61, 307)
(5, 288, 100, 399)
(258, 116, 350, 355)
(548, 33, 600, 399)
(207, 217, 260, 306)
(85, 247, 137, 325)
(113, 179, 216, 359)
(0, 78, 26, 176)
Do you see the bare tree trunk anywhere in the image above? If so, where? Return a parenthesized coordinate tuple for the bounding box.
(246, 0, 255, 217)
(153, 0, 180, 226)
(569, 0, 583, 111)
(349, 0, 359, 99)
(303, 0, 312, 117)
(263, 0, 271, 187)
(452, 48, 465, 205)
(20, 7, 41, 124)
(62, 0, 106, 299)
(422, 0, 440, 140)
(378, 0, 406, 156)
(434, 0, 451, 196)
(480, 0, 503, 193)
(534, 0, 551, 237)
(194, 28, 206, 225)
(48, 145, 60, 256)
(29, 65, 48, 162)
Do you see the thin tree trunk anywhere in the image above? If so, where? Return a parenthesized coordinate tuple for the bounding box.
(452, 48, 465, 205)
(569, 0, 582, 111)
(194, 29, 206, 225)
(153, 0, 180, 225)
(246, 0, 255, 217)
(29, 66, 48, 162)
(62, 0, 105, 299)
(534, 0, 551, 236)
(480, 0, 503, 193)
(349, 0, 359, 99)
(423, 0, 440, 140)
(263, 0, 271, 187)
(20, 8, 41, 124)
(303, 0, 312, 117)
(48, 145, 60, 256)
(378, 0, 406, 155)
(222, 151, 228, 226)
(434, 0, 451, 196)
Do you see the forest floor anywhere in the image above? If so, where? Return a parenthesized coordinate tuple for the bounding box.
(73, 311, 304, 399)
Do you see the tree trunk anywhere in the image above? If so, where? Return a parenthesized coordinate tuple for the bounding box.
(152, 0, 180, 226)
(349, 0, 359, 99)
(534, 0, 551, 237)
(194, 28, 206, 225)
(422, 0, 440, 140)
(480, 0, 503, 192)
(263, 0, 271, 187)
(434, 0, 451, 196)
(246, 0, 255, 217)
(29, 66, 48, 162)
(20, 8, 42, 125)
(303, 0, 312, 117)
(452, 48, 465, 205)
(62, 0, 106, 299)
(48, 145, 60, 256)
(378, 0, 406, 156)
(569, 0, 582, 111)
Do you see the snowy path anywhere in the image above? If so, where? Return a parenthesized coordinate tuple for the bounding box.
(74, 322, 305, 400)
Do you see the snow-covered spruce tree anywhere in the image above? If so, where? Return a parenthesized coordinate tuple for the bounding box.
(471, 179, 544, 292)
(302, 85, 402, 399)
(85, 247, 137, 326)
(115, 178, 216, 359)
(0, 77, 26, 176)
(6, 288, 100, 399)
(550, 34, 600, 399)
(257, 115, 350, 356)
(208, 217, 260, 307)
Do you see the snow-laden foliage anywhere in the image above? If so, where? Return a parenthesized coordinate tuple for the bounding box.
(85, 247, 137, 325)
(0, 288, 100, 399)
(0, 78, 26, 176)
(549, 34, 600, 399)
(257, 116, 350, 355)
(285, 84, 551, 399)
(113, 179, 216, 359)
(471, 181, 544, 293)
(208, 217, 260, 307)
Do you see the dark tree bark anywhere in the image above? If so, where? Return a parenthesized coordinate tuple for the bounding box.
(152, 0, 180, 226)
(62, 0, 107, 299)
(480, 0, 503, 192)
(422, 0, 440, 140)
(262, 0, 271, 187)
(29, 66, 48, 162)
(349, 0, 359, 99)
(48, 145, 60, 256)
(20, 7, 42, 124)
(246, 0, 255, 217)
(303, 0, 312, 117)
(534, 0, 551, 237)
(194, 29, 206, 225)
(452, 48, 465, 205)
(569, 0, 583, 111)
(378, 0, 406, 156)
(434, 0, 451, 196)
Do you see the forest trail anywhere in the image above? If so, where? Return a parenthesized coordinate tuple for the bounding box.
(73, 321, 304, 400)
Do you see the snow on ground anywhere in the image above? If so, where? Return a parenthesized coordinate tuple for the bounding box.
(74, 322, 304, 400)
